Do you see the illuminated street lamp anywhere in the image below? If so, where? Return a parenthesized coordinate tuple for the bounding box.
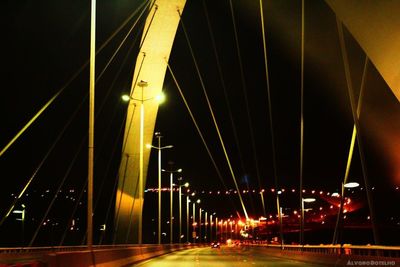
(199, 208, 202, 244)
(186, 197, 190, 243)
(146, 132, 173, 244)
(192, 199, 201, 243)
(122, 80, 165, 244)
(301, 198, 316, 245)
(333, 181, 360, 244)
(179, 182, 189, 243)
(344, 182, 359, 188)
(162, 168, 182, 244)
(13, 204, 26, 245)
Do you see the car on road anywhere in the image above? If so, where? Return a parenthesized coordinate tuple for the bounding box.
(211, 242, 220, 248)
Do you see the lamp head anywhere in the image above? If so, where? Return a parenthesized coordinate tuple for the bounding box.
(138, 80, 148, 87)
(121, 94, 131, 102)
(303, 198, 316, 203)
(344, 182, 360, 188)
(155, 92, 165, 104)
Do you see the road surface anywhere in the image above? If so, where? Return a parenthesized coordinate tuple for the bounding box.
(132, 246, 326, 266)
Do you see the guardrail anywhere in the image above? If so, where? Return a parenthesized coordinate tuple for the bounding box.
(0, 243, 203, 266)
(245, 243, 400, 258)
(0, 244, 156, 254)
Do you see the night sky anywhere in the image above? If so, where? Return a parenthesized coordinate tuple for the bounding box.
(1, 0, 399, 245)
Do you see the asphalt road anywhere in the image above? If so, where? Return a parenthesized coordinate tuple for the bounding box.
(132, 246, 326, 266)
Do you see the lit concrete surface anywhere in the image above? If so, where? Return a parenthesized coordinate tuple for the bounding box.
(132, 246, 326, 267)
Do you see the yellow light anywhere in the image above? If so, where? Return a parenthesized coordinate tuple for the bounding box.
(121, 94, 131, 102)
(145, 144, 152, 149)
(184, 182, 189, 187)
(155, 92, 165, 103)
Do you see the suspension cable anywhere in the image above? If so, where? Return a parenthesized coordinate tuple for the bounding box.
(0, 0, 150, 159)
(336, 19, 379, 244)
(332, 56, 369, 244)
(202, 0, 256, 215)
(299, 0, 305, 244)
(31, 32, 144, 246)
(177, 10, 249, 219)
(259, 0, 283, 245)
(228, 0, 262, 190)
(166, 60, 246, 219)
(0, 2, 151, 229)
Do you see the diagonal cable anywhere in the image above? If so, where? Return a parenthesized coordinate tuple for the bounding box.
(0, 1, 151, 229)
(166, 61, 240, 217)
(177, 9, 249, 219)
(332, 56, 368, 244)
(0, 0, 150, 159)
(228, 0, 262, 190)
(202, 0, 256, 215)
(336, 19, 378, 244)
(259, 0, 283, 244)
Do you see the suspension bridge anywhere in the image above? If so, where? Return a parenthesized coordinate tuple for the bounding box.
(1, 0, 399, 266)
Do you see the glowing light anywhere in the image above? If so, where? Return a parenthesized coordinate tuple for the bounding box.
(344, 182, 359, 188)
(303, 198, 316, 203)
(155, 92, 165, 103)
(121, 94, 131, 101)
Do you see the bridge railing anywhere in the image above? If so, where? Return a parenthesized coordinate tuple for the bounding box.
(245, 243, 400, 258)
(0, 244, 158, 254)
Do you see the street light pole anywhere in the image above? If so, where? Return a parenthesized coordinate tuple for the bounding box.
(146, 133, 173, 245)
(87, 0, 96, 250)
(179, 182, 189, 243)
(192, 202, 196, 243)
(216, 217, 218, 241)
(205, 211, 208, 243)
(186, 196, 190, 243)
(170, 172, 173, 244)
(122, 86, 165, 245)
(301, 198, 316, 245)
(210, 214, 213, 242)
(138, 80, 148, 245)
(161, 168, 182, 244)
(157, 134, 162, 244)
(199, 208, 202, 243)
(333, 182, 360, 244)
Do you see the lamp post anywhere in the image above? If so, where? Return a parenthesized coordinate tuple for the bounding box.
(333, 182, 360, 244)
(146, 133, 173, 245)
(210, 213, 214, 242)
(301, 198, 316, 245)
(179, 182, 189, 243)
(192, 199, 200, 243)
(13, 204, 25, 245)
(162, 168, 182, 244)
(199, 208, 202, 244)
(186, 196, 190, 243)
(205, 211, 208, 243)
(215, 216, 218, 241)
(122, 81, 165, 244)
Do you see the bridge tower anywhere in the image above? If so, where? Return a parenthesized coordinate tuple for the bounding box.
(114, 0, 186, 244)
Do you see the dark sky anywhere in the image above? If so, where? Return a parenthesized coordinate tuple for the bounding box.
(1, 0, 399, 237)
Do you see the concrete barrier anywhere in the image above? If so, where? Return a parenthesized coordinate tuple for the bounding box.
(0, 244, 201, 267)
(244, 244, 400, 266)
